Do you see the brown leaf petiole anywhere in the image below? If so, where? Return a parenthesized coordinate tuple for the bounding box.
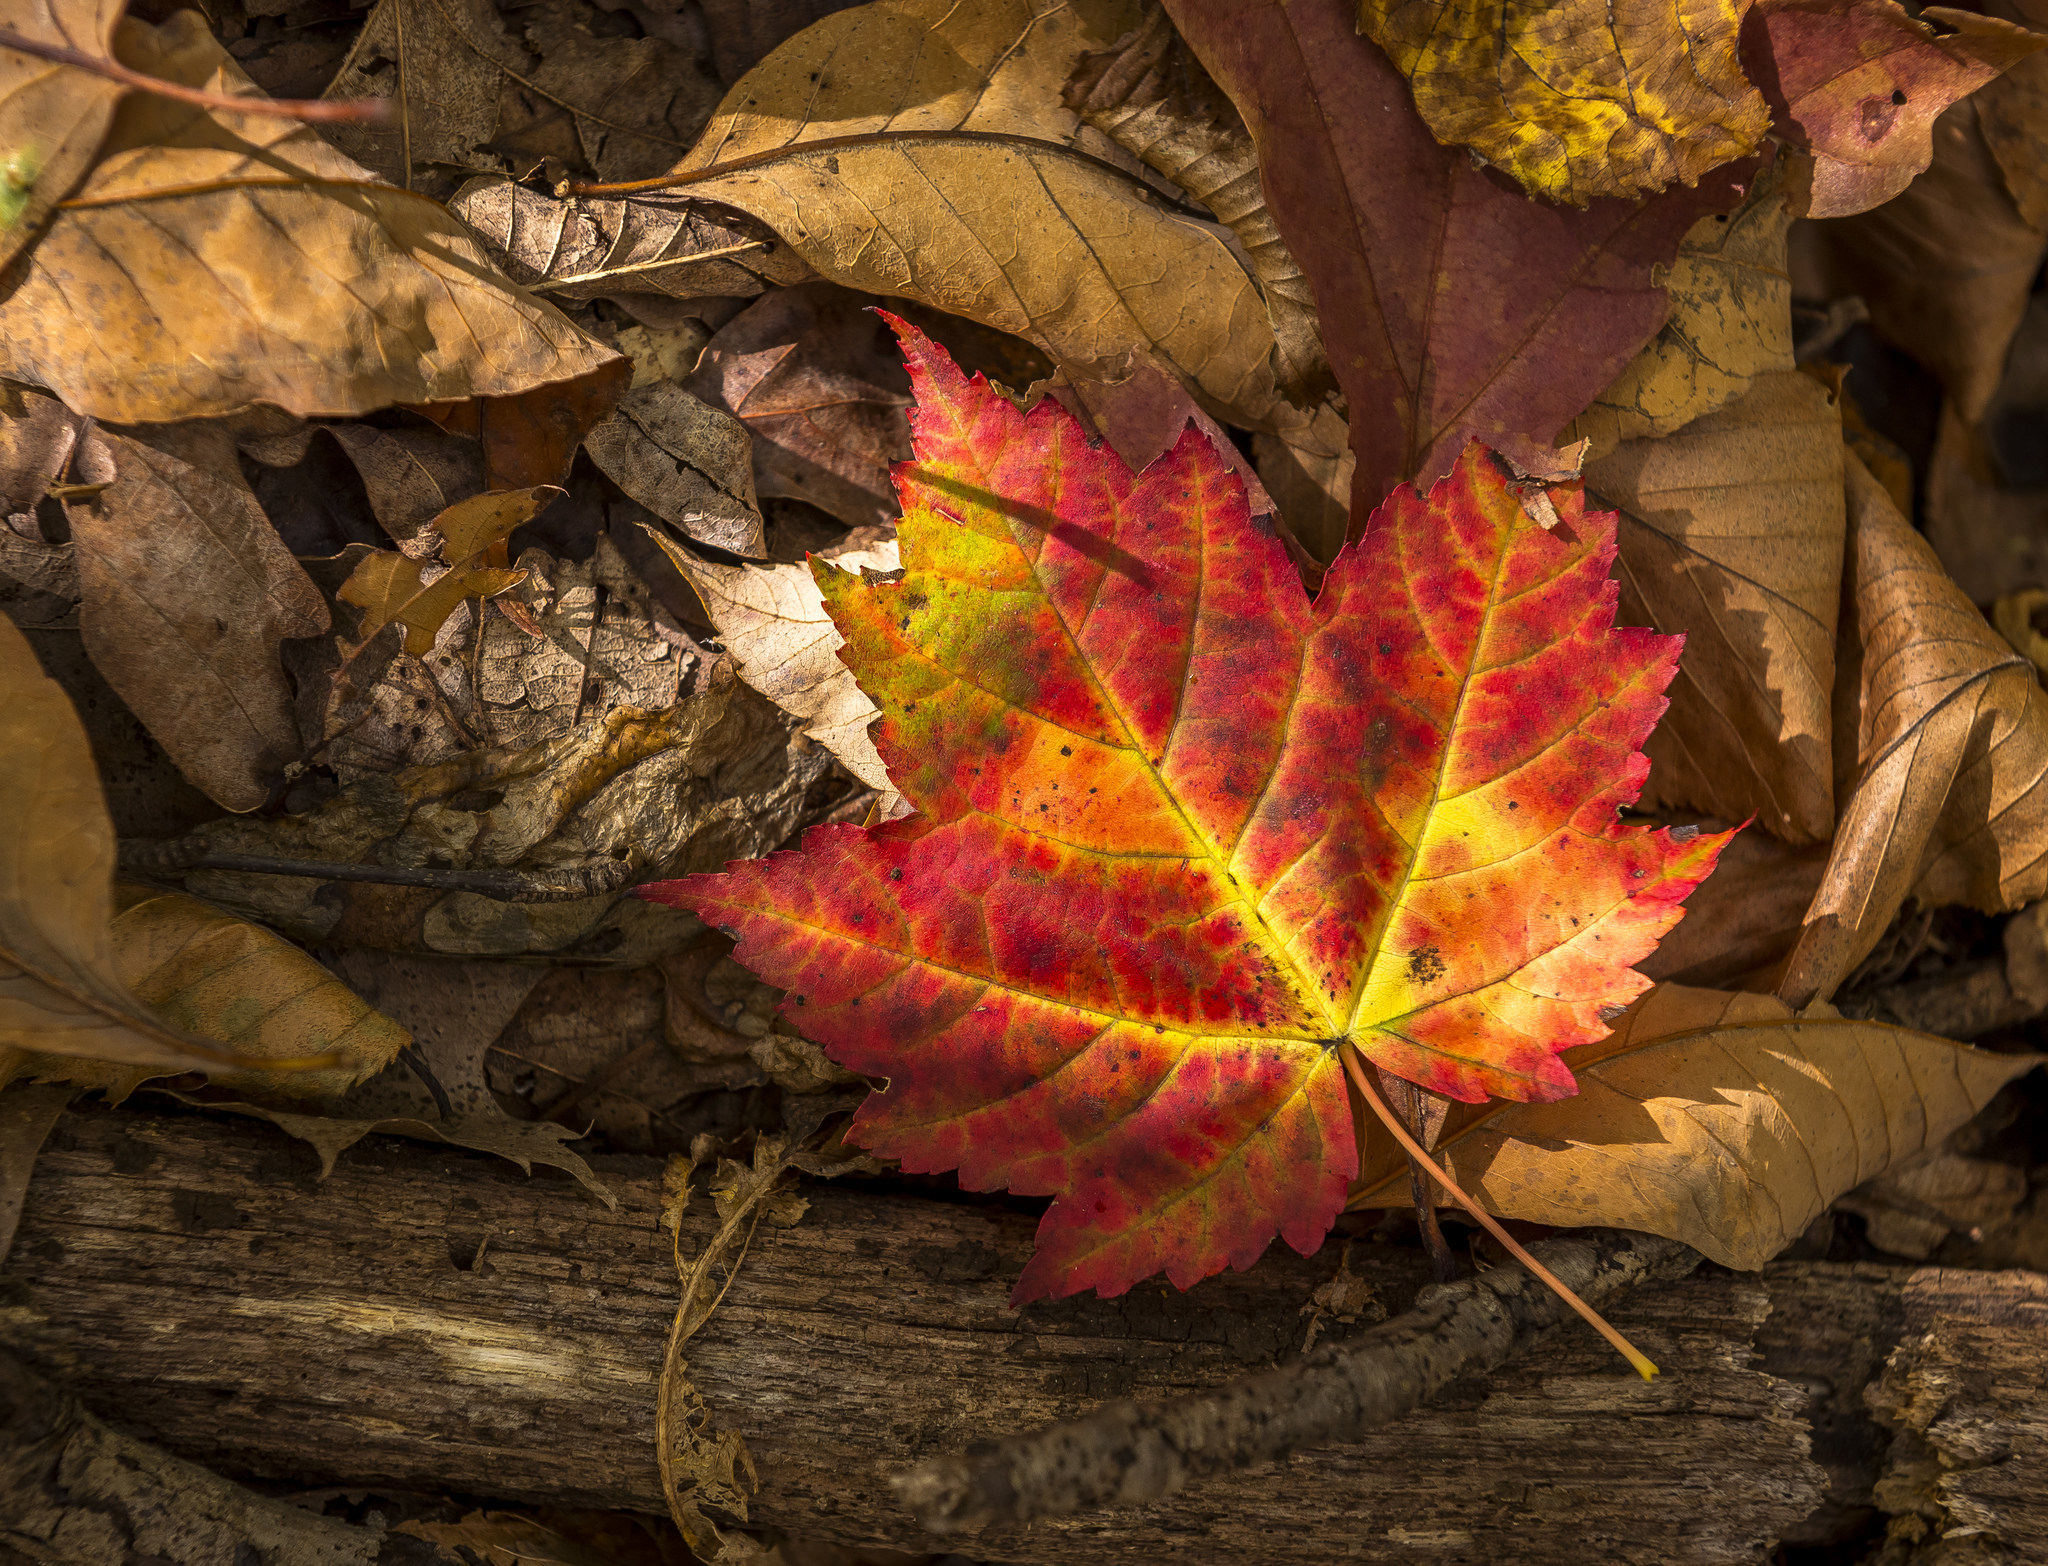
(0, 27, 392, 124)
(1341, 1045, 1660, 1381)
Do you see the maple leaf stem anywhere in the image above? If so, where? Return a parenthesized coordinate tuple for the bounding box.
(1341, 1046, 1661, 1381)
(0, 27, 393, 124)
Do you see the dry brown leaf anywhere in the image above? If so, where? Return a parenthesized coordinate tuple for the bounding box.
(320, 0, 515, 185)
(1803, 96, 2048, 424)
(0, 381, 87, 606)
(679, 0, 1140, 171)
(0, 615, 306, 1079)
(1636, 820, 1831, 990)
(1976, 0, 2048, 224)
(1359, 0, 1768, 205)
(0, 1081, 70, 1265)
(1779, 452, 2048, 1008)
(1925, 397, 2048, 605)
(448, 175, 818, 303)
(1568, 161, 1797, 458)
(675, 137, 1289, 435)
(65, 424, 329, 813)
(1587, 371, 1846, 842)
(1836, 1147, 2030, 1258)
(325, 423, 486, 556)
(1252, 411, 1357, 569)
(683, 284, 911, 532)
(1065, 3, 1330, 409)
(647, 529, 899, 813)
(0, 12, 621, 425)
(0, 0, 124, 269)
(1351, 983, 2039, 1269)
(584, 382, 765, 555)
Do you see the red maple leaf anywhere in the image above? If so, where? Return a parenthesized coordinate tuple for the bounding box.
(642, 320, 1733, 1304)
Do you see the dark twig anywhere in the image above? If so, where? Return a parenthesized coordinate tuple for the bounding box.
(893, 1228, 1699, 1534)
(0, 27, 391, 123)
(117, 843, 635, 903)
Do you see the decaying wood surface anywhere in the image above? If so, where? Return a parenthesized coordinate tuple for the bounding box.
(2, 1105, 2042, 1564)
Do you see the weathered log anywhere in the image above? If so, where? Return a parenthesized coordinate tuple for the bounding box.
(2, 1105, 2040, 1563)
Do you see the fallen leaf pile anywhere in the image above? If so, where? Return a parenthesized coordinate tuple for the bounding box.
(1, 0, 2046, 1397)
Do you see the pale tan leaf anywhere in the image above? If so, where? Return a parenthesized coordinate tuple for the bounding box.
(0, 12, 620, 424)
(1780, 451, 2048, 1007)
(1065, 3, 1331, 407)
(1587, 371, 1846, 842)
(646, 529, 899, 813)
(1568, 162, 1797, 457)
(677, 137, 1290, 434)
(678, 0, 1142, 171)
(0, 0, 124, 270)
(68, 424, 329, 812)
(1351, 983, 2039, 1270)
(0, 615, 294, 1077)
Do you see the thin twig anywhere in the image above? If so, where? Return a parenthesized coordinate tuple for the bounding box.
(117, 846, 636, 903)
(528, 240, 769, 293)
(1342, 1047, 1659, 1380)
(0, 27, 391, 123)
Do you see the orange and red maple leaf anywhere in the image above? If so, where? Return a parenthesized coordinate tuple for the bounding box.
(641, 319, 1733, 1304)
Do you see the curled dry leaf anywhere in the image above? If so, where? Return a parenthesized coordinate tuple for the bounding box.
(1742, 0, 2045, 218)
(682, 283, 912, 533)
(584, 381, 765, 555)
(1780, 453, 2048, 1008)
(0, 12, 621, 424)
(1063, 2, 1332, 408)
(448, 175, 817, 303)
(644, 323, 1732, 1302)
(646, 527, 901, 814)
(0, 382, 87, 604)
(0, 0, 123, 269)
(1164, 0, 1750, 514)
(1588, 371, 1846, 843)
(1568, 160, 1797, 457)
(1359, 0, 1768, 206)
(1351, 983, 2040, 1270)
(69, 423, 330, 812)
(0, 616, 315, 1080)
(1804, 98, 2048, 424)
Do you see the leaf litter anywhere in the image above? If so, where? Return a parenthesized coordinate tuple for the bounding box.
(4, 0, 2048, 1545)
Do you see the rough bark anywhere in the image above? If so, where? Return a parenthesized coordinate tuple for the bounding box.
(2, 1104, 2040, 1563)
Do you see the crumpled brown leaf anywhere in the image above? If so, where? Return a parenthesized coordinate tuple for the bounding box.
(1351, 983, 2040, 1270)
(0, 615, 317, 1079)
(646, 528, 900, 815)
(683, 284, 911, 533)
(1975, 0, 2048, 225)
(448, 175, 817, 303)
(1743, 0, 2044, 218)
(584, 382, 764, 555)
(155, 676, 834, 961)
(1360, 0, 1768, 206)
(0, 12, 621, 425)
(67, 422, 329, 811)
(1780, 451, 2048, 1007)
(1063, 2, 1331, 408)
(1569, 160, 1797, 457)
(1588, 370, 1846, 842)
(0, 0, 125, 271)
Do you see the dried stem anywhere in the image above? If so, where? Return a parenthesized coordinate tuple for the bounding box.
(1342, 1046, 1659, 1380)
(0, 27, 391, 124)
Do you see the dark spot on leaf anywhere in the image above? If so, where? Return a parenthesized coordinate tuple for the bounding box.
(890, 867, 903, 881)
(1406, 945, 1446, 985)
(1060, 745, 1072, 756)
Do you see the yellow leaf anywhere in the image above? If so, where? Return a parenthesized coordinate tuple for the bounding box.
(0, 11, 620, 425)
(1568, 161, 1798, 455)
(1352, 984, 2039, 1269)
(105, 892, 408, 1102)
(0, 616, 318, 1081)
(429, 486, 560, 563)
(1359, 0, 1769, 205)
(338, 553, 527, 658)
